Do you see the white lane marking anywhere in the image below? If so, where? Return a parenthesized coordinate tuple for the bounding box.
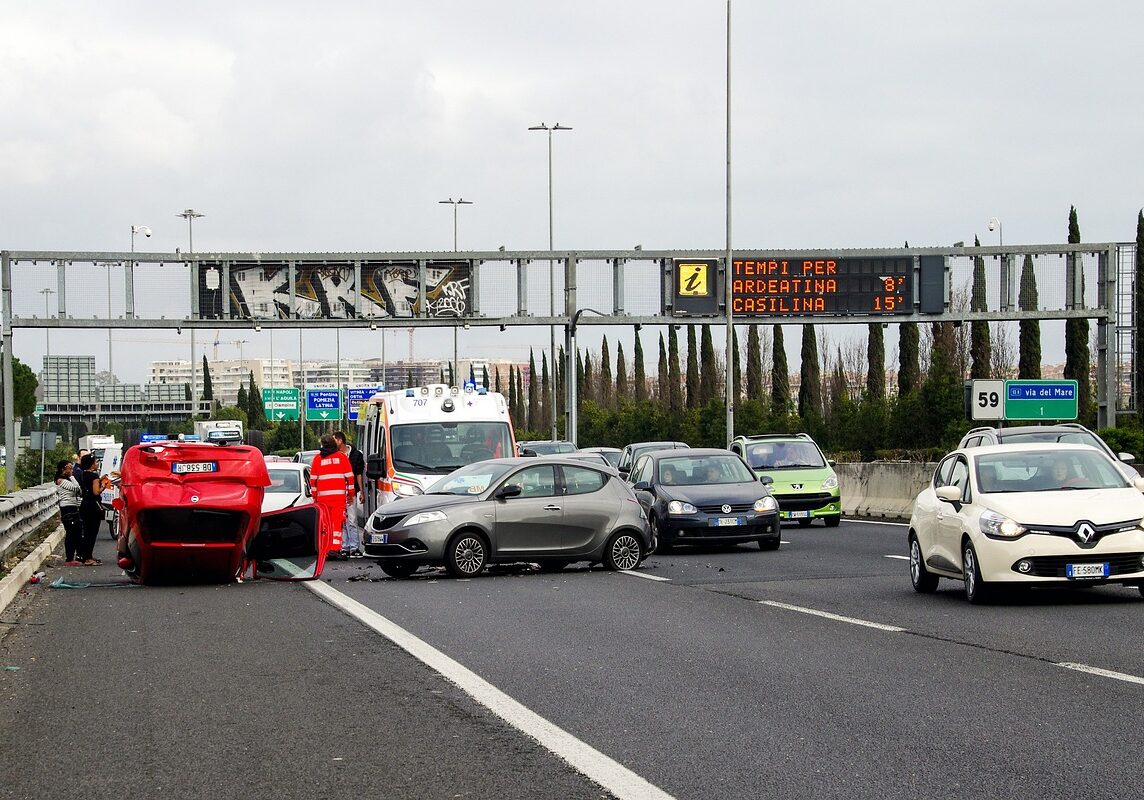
(845, 518, 908, 527)
(1056, 662, 1144, 686)
(884, 555, 910, 560)
(780, 540, 791, 544)
(306, 581, 676, 800)
(759, 600, 906, 633)
(625, 570, 671, 582)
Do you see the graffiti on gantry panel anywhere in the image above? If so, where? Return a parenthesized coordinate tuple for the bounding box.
(360, 261, 471, 318)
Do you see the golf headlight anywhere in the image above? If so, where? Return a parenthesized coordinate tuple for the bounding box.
(980, 509, 1025, 538)
(754, 496, 778, 513)
(821, 474, 839, 491)
(668, 500, 697, 514)
(405, 510, 447, 526)
(393, 482, 423, 497)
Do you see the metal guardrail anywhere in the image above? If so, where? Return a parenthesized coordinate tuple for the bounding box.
(0, 483, 58, 564)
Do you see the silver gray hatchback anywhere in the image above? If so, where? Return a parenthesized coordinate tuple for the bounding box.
(364, 457, 652, 579)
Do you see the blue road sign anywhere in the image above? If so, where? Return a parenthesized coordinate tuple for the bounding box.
(139, 434, 168, 443)
(345, 385, 385, 422)
(305, 387, 343, 421)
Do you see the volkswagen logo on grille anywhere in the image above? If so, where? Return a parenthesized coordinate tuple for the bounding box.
(1076, 523, 1096, 543)
(721, 504, 731, 514)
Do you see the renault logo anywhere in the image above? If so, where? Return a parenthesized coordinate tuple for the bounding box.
(721, 504, 731, 514)
(1076, 523, 1096, 543)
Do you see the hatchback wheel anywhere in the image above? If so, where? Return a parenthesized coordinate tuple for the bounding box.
(378, 560, 418, 579)
(604, 532, 644, 571)
(823, 515, 841, 528)
(797, 518, 812, 527)
(909, 535, 938, 593)
(445, 532, 488, 578)
(962, 541, 991, 604)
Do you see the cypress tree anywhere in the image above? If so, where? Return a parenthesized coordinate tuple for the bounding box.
(615, 341, 628, 401)
(439, 367, 445, 385)
(699, 324, 717, 405)
(898, 324, 920, 396)
(576, 349, 585, 395)
(920, 322, 964, 447)
(482, 366, 489, 390)
(236, 383, 248, 415)
(495, 366, 502, 394)
(746, 325, 763, 400)
(1063, 206, 1091, 421)
(583, 352, 594, 404)
(771, 325, 790, 416)
(508, 365, 518, 423)
(248, 370, 266, 429)
(657, 333, 668, 399)
(540, 354, 551, 433)
(201, 355, 214, 401)
(407, 369, 414, 388)
(1136, 211, 1144, 425)
(798, 324, 822, 420)
(970, 234, 991, 379)
(599, 336, 613, 408)
(556, 346, 565, 423)
(1018, 254, 1041, 379)
(667, 325, 683, 415)
(866, 323, 885, 400)
(731, 328, 741, 404)
(527, 350, 538, 432)
(634, 331, 648, 402)
(685, 326, 700, 409)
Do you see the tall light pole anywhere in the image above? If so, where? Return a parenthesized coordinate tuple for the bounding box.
(723, 2, 735, 446)
(988, 216, 1003, 247)
(38, 287, 54, 484)
(121, 225, 152, 386)
(439, 197, 472, 385)
(528, 122, 572, 440)
(178, 209, 204, 416)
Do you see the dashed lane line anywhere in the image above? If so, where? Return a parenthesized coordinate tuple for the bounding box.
(759, 600, 907, 632)
(884, 555, 910, 560)
(1056, 662, 1144, 686)
(625, 570, 671, 582)
(306, 580, 676, 800)
(844, 518, 908, 527)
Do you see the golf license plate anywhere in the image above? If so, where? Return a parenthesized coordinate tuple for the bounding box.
(172, 461, 217, 474)
(782, 510, 811, 519)
(714, 517, 741, 527)
(1066, 562, 1109, 579)
(368, 533, 389, 545)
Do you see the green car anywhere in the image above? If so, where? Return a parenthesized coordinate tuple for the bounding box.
(729, 434, 841, 527)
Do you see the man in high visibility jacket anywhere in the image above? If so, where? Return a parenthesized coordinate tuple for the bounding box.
(310, 433, 354, 556)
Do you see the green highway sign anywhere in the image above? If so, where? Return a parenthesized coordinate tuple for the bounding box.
(262, 387, 300, 421)
(34, 403, 44, 419)
(1003, 380, 1078, 421)
(305, 386, 342, 421)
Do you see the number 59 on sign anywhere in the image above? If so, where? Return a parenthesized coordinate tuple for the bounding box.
(970, 380, 1004, 421)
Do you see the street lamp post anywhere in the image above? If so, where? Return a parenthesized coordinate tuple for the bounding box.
(723, 1, 735, 447)
(529, 122, 572, 441)
(439, 198, 472, 385)
(121, 225, 152, 387)
(38, 287, 55, 483)
(178, 210, 204, 417)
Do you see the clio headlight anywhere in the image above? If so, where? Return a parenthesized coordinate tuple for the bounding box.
(753, 496, 778, 513)
(821, 474, 839, 491)
(405, 510, 447, 526)
(667, 500, 698, 515)
(980, 509, 1025, 538)
(393, 482, 423, 498)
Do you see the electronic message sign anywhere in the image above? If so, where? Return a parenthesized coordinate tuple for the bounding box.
(731, 257, 913, 315)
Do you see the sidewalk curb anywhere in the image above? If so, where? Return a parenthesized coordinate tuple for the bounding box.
(0, 526, 64, 616)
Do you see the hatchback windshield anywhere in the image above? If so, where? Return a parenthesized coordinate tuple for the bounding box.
(266, 469, 302, 493)
(658, 455, 755, 485)
(1000, 430, 1106, 452)
(975, 449, 1128, 493)
(744, 441, 825, 470)
(427, 461, 515, 496)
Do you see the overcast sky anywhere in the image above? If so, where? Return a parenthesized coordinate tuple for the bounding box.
(3, 1, 1141, 383)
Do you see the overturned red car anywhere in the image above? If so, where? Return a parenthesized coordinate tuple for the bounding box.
(114, 441, 330, 584)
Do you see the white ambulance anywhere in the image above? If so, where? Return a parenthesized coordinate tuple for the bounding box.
(355, 384, 516, 520)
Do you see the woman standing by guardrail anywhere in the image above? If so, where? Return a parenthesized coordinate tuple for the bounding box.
(53, 460, 84, 566)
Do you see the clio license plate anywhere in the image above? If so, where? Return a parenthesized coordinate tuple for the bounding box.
(369, 533, 389, 545)
(172, 462, 217, 474)
(1066, 562, 1109, 579)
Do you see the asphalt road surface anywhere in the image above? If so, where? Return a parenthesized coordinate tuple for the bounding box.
(3, 519, 1142, 799)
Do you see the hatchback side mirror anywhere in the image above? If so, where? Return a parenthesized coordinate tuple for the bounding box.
(935, 485, 962, 503)
(759, 475, 774, 486)
(495, 484, 522, 499)
(1133, 477, 1144, 493)
(632, 481, 651, 492)
(1120, 452, 1136, 464)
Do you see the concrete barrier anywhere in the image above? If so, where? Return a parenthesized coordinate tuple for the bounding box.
(836, 462, 936, 521)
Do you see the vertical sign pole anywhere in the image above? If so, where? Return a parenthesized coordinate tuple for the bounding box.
(723, 0, 735, 447)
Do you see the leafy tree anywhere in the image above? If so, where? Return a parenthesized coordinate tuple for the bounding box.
(970, 234, 991, 379)
(633, 330, 648, 402)
(866, 323, 885, 400)
(1018, 253, 1041, 379)
(746, 325, 763, 400)
(1136, 211, 1144, 424)
(798, 324, 822, 421)
(16, 439, 74, 488)
(599, 336, 613, 409)
(667, 325, 683, 416)
(213, 405, 249, 428)
(699, 324, 717, 405)
(527, 350, 538, 431)
(201, 355, 214, 401)
(898, 323, 920, 396)
(771, 325, 790, 416)
(615, 341, 628, 401)
(9, 356, 37, 419)
(920, 323, 966, 449)
(685, 326, 700, 409)
(1063, 205, 1091, 422)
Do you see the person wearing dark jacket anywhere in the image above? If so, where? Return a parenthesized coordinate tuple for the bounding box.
(76, 453, 104, 565)
(54, 460, 84, 566)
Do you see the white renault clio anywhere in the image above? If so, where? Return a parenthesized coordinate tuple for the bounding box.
(909, 443, 1144, 603)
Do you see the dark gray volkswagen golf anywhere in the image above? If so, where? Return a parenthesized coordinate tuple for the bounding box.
(363, 457, 652, 579)
(629, 448, 781, 552)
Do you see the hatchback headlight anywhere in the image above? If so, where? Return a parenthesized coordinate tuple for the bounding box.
(980, 509, 1025, 538)
(821, 474, 839, 491)
(754, 496, 778, 513)
(668, 500, 698, 514)
(393, 482, 423, 498)
(405, 510, 447, 526)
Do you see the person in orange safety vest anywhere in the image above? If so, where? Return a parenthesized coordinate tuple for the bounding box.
(310, 433, 354, 557)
